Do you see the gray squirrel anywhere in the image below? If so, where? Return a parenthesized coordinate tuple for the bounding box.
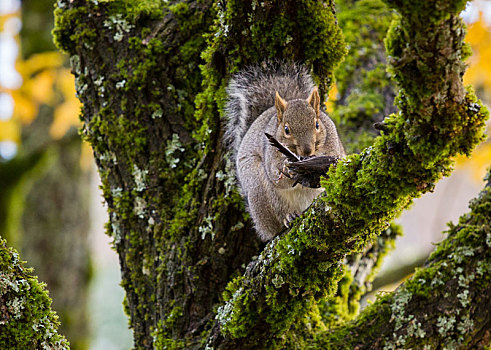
(225, 63, 345, 241)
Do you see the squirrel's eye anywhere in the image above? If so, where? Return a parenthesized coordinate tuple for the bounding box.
(315, 120, 320, 130)
(284, 125, 290, 135)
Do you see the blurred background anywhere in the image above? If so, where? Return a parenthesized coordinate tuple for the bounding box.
(0, 0, 132, 348)
(0, 1, 489, 349)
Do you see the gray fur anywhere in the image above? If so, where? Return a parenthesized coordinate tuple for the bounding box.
(224, 62, 345, 241)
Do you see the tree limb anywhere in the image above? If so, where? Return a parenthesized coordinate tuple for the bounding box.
(0, 238, 69, 349)
(312, 170, 491, 349)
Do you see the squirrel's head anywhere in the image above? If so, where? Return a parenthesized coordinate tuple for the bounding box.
(275, 87, 326, 157)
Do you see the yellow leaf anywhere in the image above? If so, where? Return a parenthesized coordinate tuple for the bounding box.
(16, 51, 64, 77)
(456, 142, 491, 183)
(50, 67, 81, 139)
(56, 68, 78, 102)
(50, 99, 81, 139)
(464, 12, 491, 99)
(11, 90, 37, 124)
(456, 124, 491, 183)
(0, 119, 20, 142)
(325, 83, 338, 114)
(28, 70, 56, 105)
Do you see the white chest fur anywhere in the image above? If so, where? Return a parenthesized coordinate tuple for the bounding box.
(278, 185, 324, 214)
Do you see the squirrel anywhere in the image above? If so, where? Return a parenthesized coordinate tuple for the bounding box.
(224, 62, 345, 241)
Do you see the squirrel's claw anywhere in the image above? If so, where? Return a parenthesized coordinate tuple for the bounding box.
(284, 161, 308, 187)
(283, 212, 300, 228)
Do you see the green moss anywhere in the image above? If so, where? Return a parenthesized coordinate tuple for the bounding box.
(119, 0, 163, 21)
(217, 275, 256, 338)
(317, 270, 355, 328)
(53, 6, 95, 55)
(168, 2, 189, 16)
(0, 239, 69, 349)
(152, 304, 185, 349)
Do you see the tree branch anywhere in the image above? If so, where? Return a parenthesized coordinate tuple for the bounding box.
(312, 170, 491, 349)
(0, 238, 69, 348)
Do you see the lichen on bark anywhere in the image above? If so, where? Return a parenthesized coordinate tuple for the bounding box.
(0, 238, 69, 349)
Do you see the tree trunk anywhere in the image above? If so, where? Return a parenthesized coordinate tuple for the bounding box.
(52, 0, 490, 349)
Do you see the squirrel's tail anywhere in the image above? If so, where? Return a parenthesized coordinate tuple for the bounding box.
(224, 61, 315, 161)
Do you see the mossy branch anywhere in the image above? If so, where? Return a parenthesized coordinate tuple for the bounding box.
(312, 169, 491, 349)
(210, 0, 488, 347)
(0, 238, 69, 349)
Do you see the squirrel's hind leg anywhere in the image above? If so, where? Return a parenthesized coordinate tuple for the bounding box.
(246, 183, 284, 241)
(237, 152, 285, 241)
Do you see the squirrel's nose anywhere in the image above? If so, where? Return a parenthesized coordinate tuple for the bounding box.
(298, 146, 314, 157)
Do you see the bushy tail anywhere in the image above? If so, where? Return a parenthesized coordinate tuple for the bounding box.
(224, 62, 315, 162)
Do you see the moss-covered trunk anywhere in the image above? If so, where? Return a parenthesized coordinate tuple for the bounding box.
(54, 1, 264, 347)
(51, 0, 489, 349)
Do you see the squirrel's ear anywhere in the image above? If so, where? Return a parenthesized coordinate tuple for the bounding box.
(307, 87, 320, 117)
(275, 91, 287, 122)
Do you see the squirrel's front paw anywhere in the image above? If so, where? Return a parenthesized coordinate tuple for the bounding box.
(283, 212, 300, 228)
(283, 161, 310, 188)
(280, 159, 293, 178)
